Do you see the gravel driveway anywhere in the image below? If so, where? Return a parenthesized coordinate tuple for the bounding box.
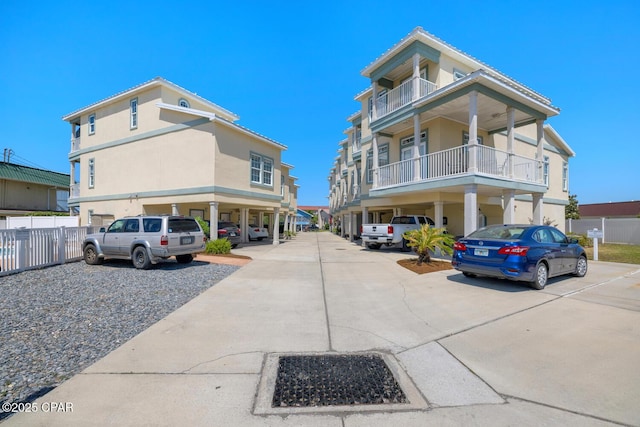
(0, 259, 238, 419)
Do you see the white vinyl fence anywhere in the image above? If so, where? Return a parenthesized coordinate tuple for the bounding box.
(566, 218, 640, 245)
(0, 226, 97, 276)
(2, 215, 80, 229)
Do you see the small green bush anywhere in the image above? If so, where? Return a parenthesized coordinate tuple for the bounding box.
(568, 233, 591, 247)
(195, 216, 210, 238)
(205, 238, 231, 254)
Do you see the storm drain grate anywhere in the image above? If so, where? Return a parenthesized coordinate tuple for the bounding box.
(271, 354, 407, 408)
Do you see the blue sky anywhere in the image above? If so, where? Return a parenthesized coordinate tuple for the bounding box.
(1, 0, 638, 206)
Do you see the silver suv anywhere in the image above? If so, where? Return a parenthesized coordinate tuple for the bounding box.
(83, 216, 206, 269)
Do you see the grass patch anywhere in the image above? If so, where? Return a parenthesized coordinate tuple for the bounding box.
(584, 243, 640, 264)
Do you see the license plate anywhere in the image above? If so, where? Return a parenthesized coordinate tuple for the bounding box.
(474, 248, 489, 256)
(229, 232, 236, 236)
(180, 236, 194, 245)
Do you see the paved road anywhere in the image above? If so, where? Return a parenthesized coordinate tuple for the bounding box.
(4, 232, 640, 426)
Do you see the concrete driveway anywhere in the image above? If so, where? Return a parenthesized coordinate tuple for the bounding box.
(5, 232, 640, 426)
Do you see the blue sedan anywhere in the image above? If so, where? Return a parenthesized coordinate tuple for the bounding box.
(452, 224, 588, 289)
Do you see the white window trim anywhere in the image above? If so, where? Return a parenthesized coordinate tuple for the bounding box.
(178, 98, 190, 108)
(88, 158, 95, 188)
(88, 114, 95, 135)
(562, 161, 569, 192)
(453, 68, 467, 80)
(130, 98, 138, 129)
(543, 156, 550, 187)
(250, 152, 274, 187)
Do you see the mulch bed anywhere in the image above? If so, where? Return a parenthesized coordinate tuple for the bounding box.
(397, 258, 453, 274)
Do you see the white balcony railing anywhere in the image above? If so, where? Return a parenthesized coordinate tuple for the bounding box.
(71, 137, 80, 152)
(374, 77, 438, 120)
(374, 145, 543, 190)
(70, 183, 80, 199)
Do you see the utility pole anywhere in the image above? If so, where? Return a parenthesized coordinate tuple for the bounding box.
(3, 148, 14, 162)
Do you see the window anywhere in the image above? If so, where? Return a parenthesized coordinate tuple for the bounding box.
(88, 158, 95, 188)
(453, 68, 466, 80)
(463, 131, 483, 145)
(250, 153, 273, 186)
(107, 219, 126, 233)
(281, 175, 285, 197)
(130, 98, 138, 129)
(124, 219, 140, 232)
(88, 114, 95, 135)
(562, 161, 568, 192)
(366, 144, 389, 183)
(178, 98, 190, 108)
(543, 156, 550, 187)
(352, 125, 361, 153)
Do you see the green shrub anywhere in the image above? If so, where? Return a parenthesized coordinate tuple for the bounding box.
(195, 216, 210, 238)
(205, 238, 231, 254)
(568, 233, 591, 247)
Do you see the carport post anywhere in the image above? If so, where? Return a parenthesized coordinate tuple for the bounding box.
(272, 208, 280, 245)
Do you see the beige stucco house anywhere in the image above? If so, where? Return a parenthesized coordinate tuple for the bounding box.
(64, 77, 297, 243)
(329, 27, 575, 239)
(0, 161, 70, 218)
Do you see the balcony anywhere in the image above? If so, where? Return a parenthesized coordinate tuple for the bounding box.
(374, 145, 543, 190)
(71, 137, 80, 153)
(374, 77, 437, 120)
(70, 183, 80, 199)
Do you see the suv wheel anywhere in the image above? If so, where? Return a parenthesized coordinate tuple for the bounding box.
(176, 254, 193, 264)
(132, 246, 151, 269)
(84, 244, 103, 265)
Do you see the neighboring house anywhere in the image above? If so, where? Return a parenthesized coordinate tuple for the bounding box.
(579, 201, 640, 219)
(63, 77, 297, 243)
(295, 208, 313, 231)
(329, 27, 575, 240)
(0, 162, 70, 218)
(298, 205, 331, 229)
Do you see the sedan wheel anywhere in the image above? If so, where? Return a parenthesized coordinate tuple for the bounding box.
(530, 262, 548, 290)
(574, 256, 588, 277)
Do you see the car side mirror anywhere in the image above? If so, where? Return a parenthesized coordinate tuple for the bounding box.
(99, 227, 106, 233)
(569, 237, 579, 244)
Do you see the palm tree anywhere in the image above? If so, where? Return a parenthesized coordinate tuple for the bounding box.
(402, 224, 455, 265)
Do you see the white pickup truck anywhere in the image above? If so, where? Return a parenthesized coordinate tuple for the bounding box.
(361, 215, 435, 251)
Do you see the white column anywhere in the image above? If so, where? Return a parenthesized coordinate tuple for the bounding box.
(506, 106, 515, 178)
(536, 119, 545, 182)
(468, 91, 478, 173)
(503, 190, 515, 224)
(413, 113, 421, 181)
(434, 201, 444, 229)
(412, 53, 420, 100)
(464, 184, 478, 236)
(350, 212, 356, 242)
(283, 212, 290, 237)
(372, 133, 379, 189)
(532, 193, 543, 225)
(171, 203, 179, 215)
(69, 162, 75, 215)
(372, 81, 379, 120)
(209, 202, 219, 240)
(361, 207, 369, 247)
(240, 208, 249, 242)
(272, 208, 280, 245)
(259, 211, 265, 228)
